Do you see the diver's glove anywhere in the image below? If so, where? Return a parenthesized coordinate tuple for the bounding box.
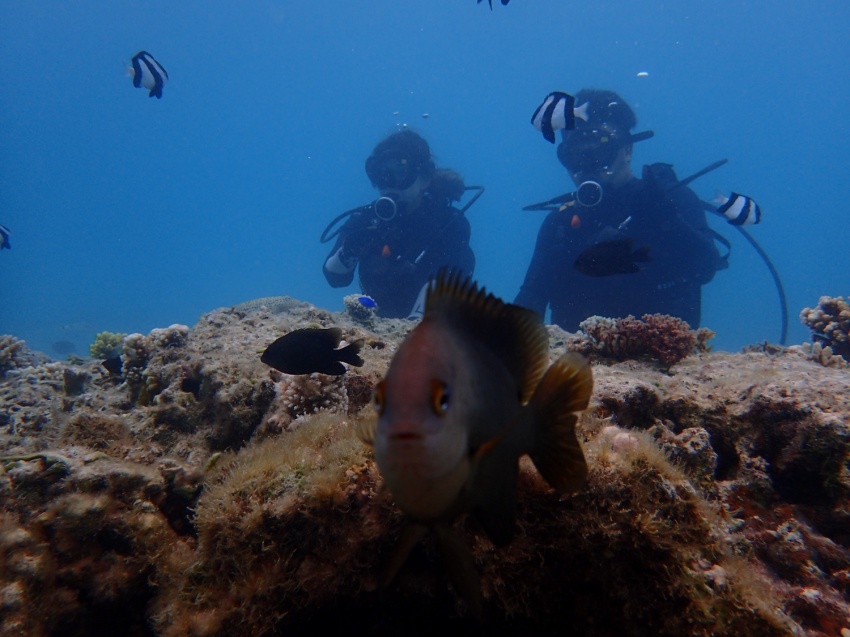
(325, 246, 357, 275)
(341, 216, 381, 261)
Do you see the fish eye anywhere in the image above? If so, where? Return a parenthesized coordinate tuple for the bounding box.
(373, 381, 386, 415)
(430, 380, 450, 416)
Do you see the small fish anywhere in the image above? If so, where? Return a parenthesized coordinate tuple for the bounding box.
(357, 271, 592, 612)
(52, 340, 77, 356)
(102, 356, 123, 376)
(531, 91, 590, 143)
(0, 224, 10, 250)
(478, 0, 510, 8)
(261, 327, 364, 376)
(714, 192, 761, 226)
(357, 295, 377, 309)
(574, 238, 651, 277)
(130, 51, 168, 99)
(636, 71, 650, 78)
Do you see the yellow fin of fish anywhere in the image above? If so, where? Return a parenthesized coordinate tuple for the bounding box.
(425, 270, 549, 404)
(528, 352, 593, 493)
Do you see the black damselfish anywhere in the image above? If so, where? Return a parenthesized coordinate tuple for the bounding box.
(574, 238, 651, 277)
(261, 327, 365, 376)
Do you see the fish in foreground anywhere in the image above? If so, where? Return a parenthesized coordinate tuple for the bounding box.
(478, 0, 510, 8)
(574, 238, 651, 277)
(357, 270, 592, 613)
(130, 51, 168, 99)
(713, 192, 761, 226)
(0, 224, 10, 250)
(531, 91, 590, 143)
(261, 327, 364, 376)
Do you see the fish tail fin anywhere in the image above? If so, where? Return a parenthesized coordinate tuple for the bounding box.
(528, 352, 592, 492)
(337, 338, 365, 367)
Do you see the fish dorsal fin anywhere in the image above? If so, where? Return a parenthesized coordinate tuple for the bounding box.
(425, 270, 549, 404)
(322, 326, 343, 344)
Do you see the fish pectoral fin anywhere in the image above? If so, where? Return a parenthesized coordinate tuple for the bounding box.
(434, 524, 483, 619)
(468, 430, 520, 546)
(317, 361, 347, 375)
(381, 523, 428, 588)
(528, 353, 592, 493)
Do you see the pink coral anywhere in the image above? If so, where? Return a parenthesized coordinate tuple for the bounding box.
(579, 314, 713, 366)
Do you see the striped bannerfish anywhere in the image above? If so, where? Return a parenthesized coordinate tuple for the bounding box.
(531, 91, 590, 143)
(715, 192, 761, 225)
(130, 51, 168, 99)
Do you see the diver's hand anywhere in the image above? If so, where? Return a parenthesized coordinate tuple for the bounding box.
(341, 223, 378, 260)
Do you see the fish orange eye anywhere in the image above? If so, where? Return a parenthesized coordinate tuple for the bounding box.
(373, 381, 386, 415)
(430, 380, 450, 416)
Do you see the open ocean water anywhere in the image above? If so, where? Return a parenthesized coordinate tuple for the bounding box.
(1, 1, 848, 356)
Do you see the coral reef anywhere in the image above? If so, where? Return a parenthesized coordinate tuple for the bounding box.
(89, 331, 127, 359)
(579, 313, 715, 366)
(0, 335, 45, 378)
(801, 296, 850, 361)
(1, 299, 849, 636)
(343, 293, 378, 323)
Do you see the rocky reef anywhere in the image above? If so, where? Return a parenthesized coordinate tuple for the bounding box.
(1, 300, 849, 637)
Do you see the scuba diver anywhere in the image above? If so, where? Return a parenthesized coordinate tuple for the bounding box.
(515, 88, 723, 331)
(321, 130, 477, 319)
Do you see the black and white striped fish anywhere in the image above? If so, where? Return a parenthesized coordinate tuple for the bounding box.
(130, 51, 168, 99)
(714, 192, 761, 225)
(531, 92, 589, 143)
(0, 224, 10, 250)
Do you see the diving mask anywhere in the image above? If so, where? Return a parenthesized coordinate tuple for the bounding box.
(557, 127, 654, 175)
(366, 151, 419, 191)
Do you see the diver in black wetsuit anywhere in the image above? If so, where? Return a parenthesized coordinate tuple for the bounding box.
(322, 130, 475, 319)
(515, 89, 722, 331)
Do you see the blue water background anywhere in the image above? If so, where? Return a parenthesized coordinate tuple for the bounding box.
(1, 1, 848, 356)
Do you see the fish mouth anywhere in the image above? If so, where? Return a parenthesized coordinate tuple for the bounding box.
(388, 432, 425, 442)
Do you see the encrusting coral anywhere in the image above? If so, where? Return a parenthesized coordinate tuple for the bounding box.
(800, 295, 850, 361)
(579, 313, 715, 366)
(0, 335, 37, 378)
(1, 297, 849, 637)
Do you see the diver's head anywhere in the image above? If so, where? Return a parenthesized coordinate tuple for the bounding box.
(365, 130, 435, 218)
(557, 89, 650, 190)
(366, 130, 436, 193)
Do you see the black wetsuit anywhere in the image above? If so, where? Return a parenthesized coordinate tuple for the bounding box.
(323, 194, 475, 318)
(514, 174, 721, 330)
